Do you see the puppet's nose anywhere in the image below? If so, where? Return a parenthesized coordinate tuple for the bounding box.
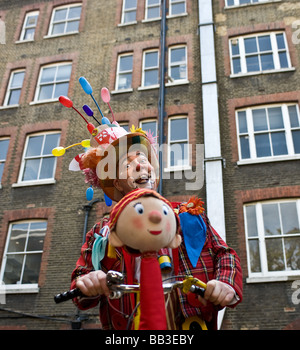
(149, 210, 162, 224)
(136, 163, 140, 171)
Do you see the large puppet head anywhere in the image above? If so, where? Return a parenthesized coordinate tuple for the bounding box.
(108, 189, 181, 253)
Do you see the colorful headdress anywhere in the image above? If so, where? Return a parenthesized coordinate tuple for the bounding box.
(52, 77, 159, 203)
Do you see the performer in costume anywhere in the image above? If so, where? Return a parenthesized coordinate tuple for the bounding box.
(54, 82, 243, 330)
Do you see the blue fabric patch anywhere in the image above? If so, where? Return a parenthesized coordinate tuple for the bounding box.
(179, 212, 207, 268)
(92, 229, 108, 270)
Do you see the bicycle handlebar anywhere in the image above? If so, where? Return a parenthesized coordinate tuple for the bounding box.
(54, 270, 206, 304)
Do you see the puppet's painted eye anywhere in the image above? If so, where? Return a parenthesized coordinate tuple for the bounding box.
(134, 203, 144, 214)
(162, 205, 169, 215)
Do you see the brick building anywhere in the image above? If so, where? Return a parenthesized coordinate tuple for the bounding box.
(0, 0, 299, 330)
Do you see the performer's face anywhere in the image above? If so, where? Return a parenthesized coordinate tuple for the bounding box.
(113, 150, 157, 195)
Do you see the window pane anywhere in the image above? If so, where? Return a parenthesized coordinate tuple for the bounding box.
(268, 107, 284, 129)
(266, 238, 285, 271)
(262, 203, 281, 236)
(38, 85, 54, 100)
(171, 47, 186, 63)
(43, 134, 60, 155)
(125, 0, 137, 9)
(0, 138, 9, 160)
(292, 130, 300, 153)
(40, 67, 56, 83)
(145, 52, 158, 68)
(260, 53, 274, 70)
(7, 90, 21, 105)
(3, 254, 24, 284)
(56, 64, 71, 81)
(246, 55, 259, 72)
(144, 70, 158, 86)
(170, 142, 188, 167)
(7, 223, 28, 252)
(249, 239, 261, 272)
(271, 132, 288, 156)
(147, 7, 160, 18)
(11, 72, 25, 88)
(26, 136, 43, 157)
(119, 55, 133, 72)
(27, 222, 47, 251)
(276, 33, 286, 50)
(280, 202, 299, 235)
(255, 133, 271, 157)
(24, 28, 35, 40)
(171, 2, 185, 15)
(148, 0, 160, 5)
(278, 52, 288, 68)
(231, 40, 240, 55)
(39, 157, 55, 179)
(240, 136, 250, 159)
(170, 118, 187, 141)
(124, 11, 136, 22)
(244, 37, 257, 54)
(117, 73, 132, 89)
(245, 206, 258, 237)
(288, 106, 299, 128)
(232, 58, 241, 74)
(54, 82, 69, 98)
(237, 111, 248, 133)
(141, 121, 157, 136)
(68, 6, 82, 19)
(258, 35, 272, 52)
(285, 237, 300, 270)
(54, 8, 67, 22)
(66, 20, 79, 32)
(22, 159, 40, 181)
(253, 109, 268, 131)
(22, 254, 42, 284)
(52, 22, 65, 35)
(0, 164, 4, 181)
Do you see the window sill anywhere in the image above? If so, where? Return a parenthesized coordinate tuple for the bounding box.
(224, 0, 281, 10)
(12, 179, 56, 188)
(167, 13, 188, 19)
(111, 88, 133, 95)
(43, 31, 79, 40)
(237, 155, 300, 166)
(230, 67, 295, 78)
(137, 85, 159, 91)
(29, 99, 59, 106)
(15, 39, 34, 44)
(141, 18, 161, 24)
(165, 80, 189, 87)
(0, 104, 19, 110)
(118, 21, 138, 27)
(246, 274, 300, 284)
(1, 284, 39, 294)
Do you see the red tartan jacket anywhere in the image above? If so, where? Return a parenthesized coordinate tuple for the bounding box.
(70, 206, 243, 330)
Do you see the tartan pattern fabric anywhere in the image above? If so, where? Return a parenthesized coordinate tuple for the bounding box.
(71, 205, 243, 330)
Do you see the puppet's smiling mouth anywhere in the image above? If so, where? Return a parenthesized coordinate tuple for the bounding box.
(148, 229, 162, 235)
(135, 174, 150, 184)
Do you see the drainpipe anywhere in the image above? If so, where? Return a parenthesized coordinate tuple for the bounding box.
(158, 0, 167, 195)
(198, 0, 226, 329)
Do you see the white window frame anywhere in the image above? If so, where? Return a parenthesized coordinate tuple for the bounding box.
(167, 45, 188, 85)
(47, 3, 82, 38)
(230, 32, 293, 77)
(18, 11, 39, 42)
(0, 138, 9, 188)
(115, 53, 134, 92)
(0, 220, 47, 294)
(121, 0, 137, 25)
(141, 49, 159, 88)
(169, 0, 186, 17)
(139, 119, 158, 137)
(15, 131, 60, 187)
(225, 0, 278, 8)
(236, 103, 300, 165)
(3, 69, 25, 107)
(244, 199, 300, 283)
(166, 116, 190, 171)
(33, 62, 72, 103)
(144, 0, 161, 21)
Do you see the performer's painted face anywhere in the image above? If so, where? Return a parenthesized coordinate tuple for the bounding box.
(109, 195, 181, 253)
(113, 150, 157, 195)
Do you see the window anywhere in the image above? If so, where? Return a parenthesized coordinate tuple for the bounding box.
(142, 50, 159, 87)
(3, 70, 25, 106)
(0, 221, 47, 289)
(0, 138, 9, 184)
(168, 116, 189, 169)
(140, 119, 157, 137)
(34, 63, 72, 102)
(230, 32, 291, 75)
(48, 4, 82, 36)
(169, 0, 186, 16)
(236, 104, 300, 162)
(115, 54, 133, 91)
(244, 200, 300, 279)
(18, 132, 60, 184)
(226, 0, 273, 6)
(119, 122, 129, 132)
(168, 46, 188, 83)
(145, 0, 161, 20)
(19, 11, 39, 41)
(121, 0, 137, 24)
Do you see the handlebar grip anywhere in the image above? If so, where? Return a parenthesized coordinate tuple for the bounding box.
(190, 285, 205, 298)
(54, 288, 83, 304)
